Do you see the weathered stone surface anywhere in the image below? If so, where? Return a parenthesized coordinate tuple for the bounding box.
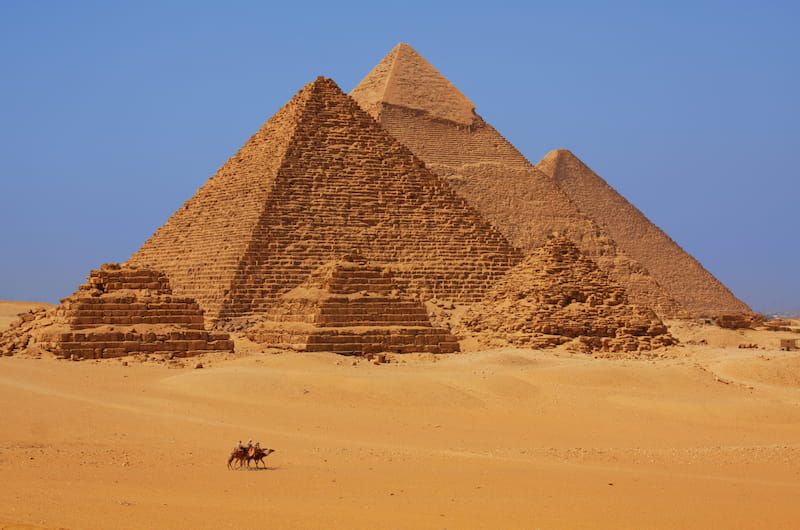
(129, 77, 521, 329)
(536, 149, 751, 317)
(350, 43, 749, 318)
(246, 257, 460, 355)
(457, 236, 676, 353)
(0, 264, 232, 359)
(713, 313, 766, 329)
(350, 42, 477, 127)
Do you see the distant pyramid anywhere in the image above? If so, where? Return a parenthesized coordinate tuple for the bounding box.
(350, 42, 477, 127)
(536, 149, 751, 317)
(129, 77, 521, 328)
(246, 256, 460, 354)
(351, 43, 748, 318)
(458, 236, 676, 353)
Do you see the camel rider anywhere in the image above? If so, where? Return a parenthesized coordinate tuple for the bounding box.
(236, 440, 245, 452)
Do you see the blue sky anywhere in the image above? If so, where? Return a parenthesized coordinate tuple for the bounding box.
(1, 1, 797, 313)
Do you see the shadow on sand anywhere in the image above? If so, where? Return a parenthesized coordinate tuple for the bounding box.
(230, 466, 279, 472)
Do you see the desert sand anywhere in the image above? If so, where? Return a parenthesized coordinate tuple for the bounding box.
(2, 302, 800, 529)
(0, 302, 53, 331)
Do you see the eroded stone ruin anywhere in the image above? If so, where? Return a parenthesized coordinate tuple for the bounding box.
(0, 264, 232, 359)
(129, 77, 521, 329)
(245, 256, 459, 354)
(350, 42, 750, 318)
(458, 236, 676, 353)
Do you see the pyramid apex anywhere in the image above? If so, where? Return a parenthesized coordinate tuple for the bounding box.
(306, 76, 342, 91)
(351, 43, 477, 125)
(287, 76, 353, 112)
(535, 149, 587, 181)
(539, 149, 578, 164)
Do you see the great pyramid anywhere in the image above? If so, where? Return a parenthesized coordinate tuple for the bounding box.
(0, 264, 233, 359)
(350, 43, 749, 318)
(458, 236, 676, 353)
(128, 77, 522, 329)
(246, 256, 459, 354)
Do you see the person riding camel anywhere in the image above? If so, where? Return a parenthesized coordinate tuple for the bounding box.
(236, 440, 245, 452)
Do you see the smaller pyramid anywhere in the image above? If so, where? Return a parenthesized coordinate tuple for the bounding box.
(458, 236, 676, 353)
(245, 256, 460, 355)
(0, 264, 233, 359)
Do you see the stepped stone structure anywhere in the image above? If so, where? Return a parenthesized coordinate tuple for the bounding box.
(535, 150, 751, 317)
(129, 77, 521, 329)
(458, 236, 676, 353)
(0, 264, 232, 359)
(350, 42, 750, 318)
(245, 256, 459, 354)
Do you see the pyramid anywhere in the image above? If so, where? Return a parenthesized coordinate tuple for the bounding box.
(349, 43, 477, 127)
(245, 256, 459, 354)
(351, 43, 749, 318)
(128, 77, 522, 328)
(458, 236, 676, 353)
(536, 149, 751, 317)
(0, 263, 233, 359)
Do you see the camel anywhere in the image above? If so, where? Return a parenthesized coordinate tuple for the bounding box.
(227, 448, 248, 469)
(248, 447, 275, 468)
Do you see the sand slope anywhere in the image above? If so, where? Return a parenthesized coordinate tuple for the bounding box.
(2, 321, 800, 529)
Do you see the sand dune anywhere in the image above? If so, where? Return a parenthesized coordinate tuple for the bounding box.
(2, 310, 800, 529)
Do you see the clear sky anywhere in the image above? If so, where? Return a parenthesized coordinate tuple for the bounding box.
(1, 1, 797, 314)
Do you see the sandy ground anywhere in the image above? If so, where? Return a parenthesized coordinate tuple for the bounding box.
(2, 303, 800, 529)
(0, 302, 53, 331)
